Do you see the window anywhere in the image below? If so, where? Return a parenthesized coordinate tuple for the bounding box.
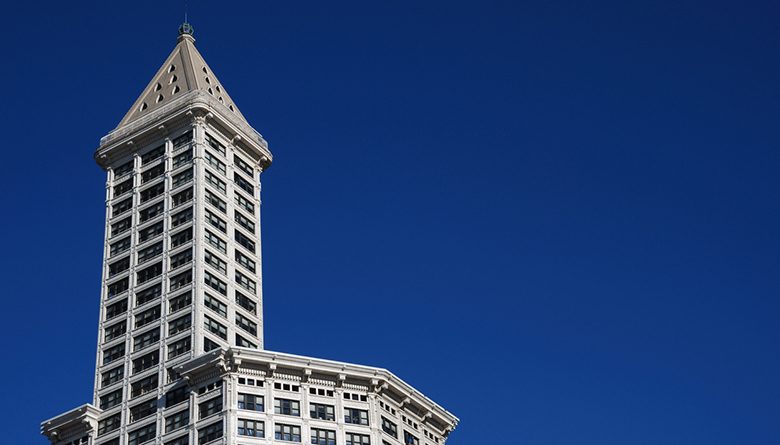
(133, 327, 160, 351)
(204, 271, 227, 295)
(128, 423, 156, 445)
(235, 250, 256, 273)
(111, 217, 132, 237)
(204, 250, 227, 275)
(274, 398, 300, 416)
(104, 321, 126, 342)
(205, 210, 227, 233)
(309, 387, 335, 397)
(234, 172, 254, 194)
(234, 155, 253, 176)
(97, 413, 121, 436)
(173, 131, 192, 149)
(136, 262, 162, 283)
(142, 162, 165, 184)
(140, 182, 164, 203)
(235, 291, 257, 314)
(170, 270, 193, 291)
(135, 305, 161, 327)
(165, 436, 189, 445)
(310, 403, 335, 421)
(235, 230, 256, 253)
(137, 241, 163, 264)
(345, 408, 369, 426)
(131, 374, 158, 397)
(172, 168, 193, 188)
(169, 291, 192, 312)
(235, 313, 257, 336)
(235, 333, 257, 348)
(204, 337, 222, 352)
(141, 145, 165, 165)
(169, 314, 192, 335)
(198, 421, 223, 445)
(204, 189, 226, 213)
(114, 178, 133, 197)
(205, 230, 227, 253)
(275, 424, 301, 442)
(170, 228, 192, 248)
(112, 198, 132, 217)
(108, 257, 130, 277)
(109, 237, 131, 257)
(107, 277, 129, 298)
(114, 159, 134, 178)
(101, 365, 124, 387)
(172, 148, 192, 168)
(206, 133, 226, 155)
(205, 170, 226, 194)
(204, 315, 228, 339)
(235, 270, 256, 294)
(169, 336, 192, 358)
(238, 393, 264, 411)
(199, 397, 223, 419)
(139, 201, 164, 223)
(103, 343, 124, 365)
(172, 188, 193, 207)
(235, 193, 254, 214)
(139, 221, 164, 243)
(205, 150, 226, 175)
(165, 410, 189, 433)
(129, 399, 157, 422)
(382, 417, 398, 438)
(311, 428, 336, 445)
(132, 350, 159, 374)
(346, 433, 371, 445)
(136, 283, 162, 306)
(105, 298, 128, 320)
(165, 386, 188, 407)
(237, 418, 264, 437)
(403, 431, 419, 445)
(170, 248, 193, 270)
(99, 388, 122, 409)
(172, 207, 193, 227)
(234, 210, 255, 232)
(204, 293, 227, 318)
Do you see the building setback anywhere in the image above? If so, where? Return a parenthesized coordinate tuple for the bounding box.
(40, 24, 458, 445)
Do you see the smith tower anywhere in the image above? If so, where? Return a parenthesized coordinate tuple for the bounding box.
(41, 25, 458, 445)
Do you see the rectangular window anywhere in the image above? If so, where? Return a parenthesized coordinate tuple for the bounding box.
(204, 293, 227, 318)
(204, 337, 221, 352)
(171, 228, 193, 248)
(206, 133, 226, 155)
(165, 410, 190, 433)
(97, 413, 121, 436)
(131, 374, 158, 397)
(142, 162, 165, 184)
(110, 236, 131, 256)
(205, 189, 226, 213)
(403, 431, 419, 445)
(274, 424, 301, 442)
(204, 271, 228, 295)
(169, 314, 192, 335)
(139, 201, 165, 223)
(235, 270, 256, 294)
(235, 193, 254, 214)
(170, 270, 193, 291)
(235, 313, 257, 336)
(137, 262, 163, 284)
(311, 428, 337, 445)
(205, 170, 227, 194)
(205, 150, 226, 175)
(112, 198, 133, 218)
(205, 210, 227, 233)
(204, 315, 228, 339)
(100, 389, 123, 410)
(129, 399, 157, 422)
(105, 298, 128, 320)
(170, 248, 193, 270)
(173, 131, 192, 149)
(235, 250, 256, 273)
(204, 250, 227, 275)
(133, 327, 160, 351)
(132, 350, 159, 374)
(128, 423, 156, 445)
(165, 386, 188, 407)
(171, 207, 193, 227)
(172, 168, 193, 188)
(346, 433, 371, 445)
(111, 217, 132, 237)
(137, 241, 163, 264)
(114, 178, 133, 197)
(108, 257, 130, 277)
(169, 291, 192, 312)
(101, 366, 124, 387)
(199, 397, 223, 419)
(172, 148, 193, 169)
(136, 284, 162, 306)
(235, 333, 257, 348)
(235, 291, 257, 314)
(165, 436, 188, 445)
(234, 230, 256, 253)
(381, 417, 398, 438)
(237, 419, 264, 438)
(135, 305, 161, 327)
(345, 408, 369, 426)
(204, 230, 227, 254)
(273, 398, 300, 416)
(114, 159, 134, 178)
(140, 182, 164, 203)
(310, 403, 335, 421)
(237, 393, 264, 411)
(234, 210, 255, 232)
(172, 188, 193, 207)
(168, 336, 192, 359)
(234, 155, 253, 177)
(107, 277, 129, 298)
(139, 221, 164, 243)
(198, 421, 223, 445)
(141, 145, 165, 165)
(234, 172, 254, 194)
(103, 343, 125, 365)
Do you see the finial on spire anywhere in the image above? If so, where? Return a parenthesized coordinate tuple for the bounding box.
(178, 22, 195, 37)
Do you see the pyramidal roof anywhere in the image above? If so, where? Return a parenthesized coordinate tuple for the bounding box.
(118, 24, 245, 128)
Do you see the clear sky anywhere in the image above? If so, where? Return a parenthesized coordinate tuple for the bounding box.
(0, 0, 778, 444)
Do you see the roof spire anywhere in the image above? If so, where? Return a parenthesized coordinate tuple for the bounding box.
(178, 22, 195, 41)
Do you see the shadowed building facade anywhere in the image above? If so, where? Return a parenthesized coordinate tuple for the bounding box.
(40, 24, 458, 445)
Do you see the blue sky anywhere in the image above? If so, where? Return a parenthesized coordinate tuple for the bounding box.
(0, 0, 778, 443)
